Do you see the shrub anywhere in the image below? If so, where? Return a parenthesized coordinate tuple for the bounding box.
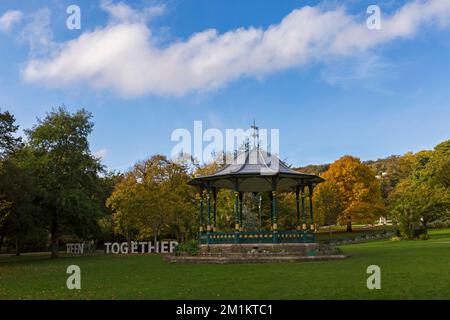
(428, 218, 450, 229)
(419, 234, 430, 240)
(390, 236, 402, 241)
(174, 240, 199, 256)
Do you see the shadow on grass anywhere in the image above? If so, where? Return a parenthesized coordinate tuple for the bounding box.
(0, 252, 102, 266)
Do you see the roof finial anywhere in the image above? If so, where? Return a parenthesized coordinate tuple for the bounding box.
(250, 119, 260, 149)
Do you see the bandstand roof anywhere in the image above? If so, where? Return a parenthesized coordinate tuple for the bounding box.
(188, 147, 325, 193)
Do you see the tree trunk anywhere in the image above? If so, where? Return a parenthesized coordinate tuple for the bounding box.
(0, 229, 6, 253)
(346, 221, 353, 233)
(15, 239, 21, 256)
(51, 210, 59, 259)
(126, 232, 132, 255)
(422, 219, 428, 235)
(153, 228, 158, 245)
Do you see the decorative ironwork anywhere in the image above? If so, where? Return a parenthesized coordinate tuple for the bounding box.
(200, 230, 316, 245)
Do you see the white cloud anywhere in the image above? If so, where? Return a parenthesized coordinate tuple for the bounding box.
(321, 54, 389, 85)
(94, 148, 108, 160)
(22, 0, 450, 97)
(0, 10, 22, 33)
(100, 0, 165, 24)
(20, 8, 54, 57)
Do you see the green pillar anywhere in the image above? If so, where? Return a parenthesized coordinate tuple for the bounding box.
(272, 178, 278, 244)
(234, 179, 240, 243)
(272, 190, 278, 243)
(309, 184, 315, 231)
(199, 190, 204, 233)
(207, 187, 211, 232)
(212, 188, 217, 231)
(258, 194, 262, 231)
(296, 186, 301, 229)
(269, 191, 273, 223)
(301, 185, 306, 230)
(239, 192, 243, 231)
(234, 191, 239, 231)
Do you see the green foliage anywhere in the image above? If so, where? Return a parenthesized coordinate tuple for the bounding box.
(295, 163, 330, 175)
(0, 110, 42, 254)
(25, 107, 106, 257)
(369, 153, 416, 202)
(428, 217, 450, 229)
(0, 147, 46, 250)
(0, 109, 21, 158)
(174, 239, 199, 256)
(419, 233, 429, 240)
(391, 140, 450, 238)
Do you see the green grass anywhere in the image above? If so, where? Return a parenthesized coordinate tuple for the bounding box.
(1, 229, 450, 300)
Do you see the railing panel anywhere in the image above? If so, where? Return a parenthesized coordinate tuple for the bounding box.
(200, 230, 316, 244)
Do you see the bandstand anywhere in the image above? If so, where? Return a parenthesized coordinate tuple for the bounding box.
(188, 146, 325, 246)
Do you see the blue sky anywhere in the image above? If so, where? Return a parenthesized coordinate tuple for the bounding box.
(0, 0, 449, 171)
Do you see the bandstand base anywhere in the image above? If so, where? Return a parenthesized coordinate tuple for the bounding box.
(199, 243, 320, 255)
(165, 243, 349, 264)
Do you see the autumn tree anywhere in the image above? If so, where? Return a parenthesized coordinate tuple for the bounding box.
(322, 156, 384, 232)
(314, 181, 345, 226)
(107, 155, 196, 243)
(165, 163, 197, 242)
(106, 173, 142, 243)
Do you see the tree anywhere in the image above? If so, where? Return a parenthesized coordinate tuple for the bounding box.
(391, 141, 450, 238)
(164, 161, 197, 242)
(106, 173, 142, 243)
(0, 195, 11, 251)
(314, 181, 345, 226)
(0, 109, 21, 159)
(26, 107, 104, 258)
(96, 171, 122, 243)
(373, 153, 416, 202)
(0, 147, 44, 255)
(107, 155, 196, 243)
(322, 156, 385, 232)
(0, 109, 28, 253)
(0, 109, 20, 240)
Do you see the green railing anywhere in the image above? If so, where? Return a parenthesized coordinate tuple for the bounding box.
(199, 230, 315, 244)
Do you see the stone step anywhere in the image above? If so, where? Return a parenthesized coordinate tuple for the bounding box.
(165, 254, 350, 264)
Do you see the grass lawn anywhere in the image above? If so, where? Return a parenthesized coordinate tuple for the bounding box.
(1, 229, 449, 300)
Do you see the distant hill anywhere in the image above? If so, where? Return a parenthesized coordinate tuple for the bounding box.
(294, 155, 404, 176)
(294, 164, 330, 175)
